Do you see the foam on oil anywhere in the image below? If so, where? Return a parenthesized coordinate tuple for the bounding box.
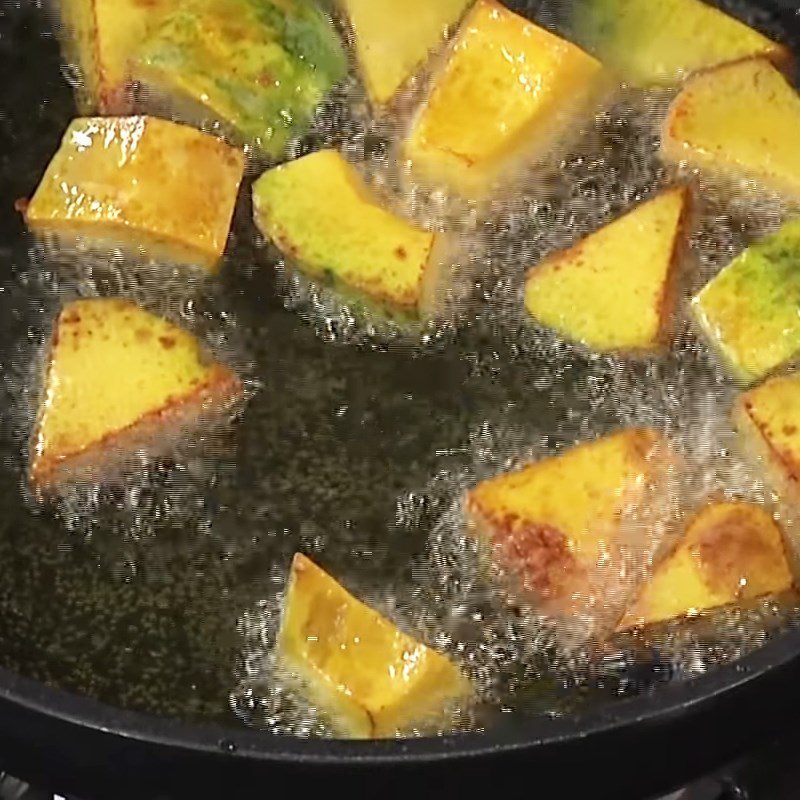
(1, 0, 799, 736)
(231, 0, 800, 737)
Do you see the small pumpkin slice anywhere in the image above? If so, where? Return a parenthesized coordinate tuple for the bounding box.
(24, 116, 244, 274)
(734, 372, 800, 509)
(465, 428, 668, 614)
(337, 0, 473, 106)
(133, 0, 347, 158)
(662, 58, 800, 201)
(404, 0, 610, 201)
(30, 298, 242, 491)
(618, 503, 793, 630)
(277, 553, 470, 738)
(524, 187, 688, 353)
(693, 219, 800, 385)
(571, 0, 791, 88)
(253, 149, 444, 320)
(57, 0, 173, 112)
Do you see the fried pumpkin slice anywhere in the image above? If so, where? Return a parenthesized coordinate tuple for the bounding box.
(57, 0, 173, 112)
(571, 0, 791, 88)
(734, 372, 800, 508)
(618, 502, 793, 630)
(524, 187, 688, 353)
(404, 0, 610, 200)
(30, 298, 242, 490)
(277, 553, 470, 738)
(253, 149, 443, 319)
(465, 429, 667, 613)
(693, 219, 800, 385)
(662, 58, 800, 200)
(134, 0, 347, 157)
(24, 116, 244, 273)
(338, 0, 473, 105)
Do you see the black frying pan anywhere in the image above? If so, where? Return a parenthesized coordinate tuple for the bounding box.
(1, 1, 800, 798)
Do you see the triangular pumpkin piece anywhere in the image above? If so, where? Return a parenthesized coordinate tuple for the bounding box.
(30, 298, 241, 489)
(338, 0, 472, 106)
(662, 58, 800, 200)
(734, 372, 800, 509)
(466, 428, 668, 611)
(618, 502, 793, 630)
(524, 187, 687, 352)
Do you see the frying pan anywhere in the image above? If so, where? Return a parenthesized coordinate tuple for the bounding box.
(1, 1, 800, 798)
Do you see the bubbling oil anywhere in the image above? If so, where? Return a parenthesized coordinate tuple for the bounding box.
(231, 0, 800, 737)
(1, 0, 799, 737)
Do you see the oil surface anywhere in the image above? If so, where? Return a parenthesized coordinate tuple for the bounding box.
(0, 0, 798, 736)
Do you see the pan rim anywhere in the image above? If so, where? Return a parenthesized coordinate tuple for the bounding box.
(1, 623, 798, 763)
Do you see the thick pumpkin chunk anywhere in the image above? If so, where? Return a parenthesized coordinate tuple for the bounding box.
(277, 553, 470, 738)
(662, 58, 800, 200)
(57, 0, 172, 112)
(25, 116, 244, 273)
(404, 0, 609, 200)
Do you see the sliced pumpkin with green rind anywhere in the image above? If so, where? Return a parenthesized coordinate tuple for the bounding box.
(693, 219, 800, 385)
(252, 149, 440, 318)
(571, 0, 791, 88)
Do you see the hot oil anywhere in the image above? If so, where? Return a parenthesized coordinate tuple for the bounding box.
(232, 0, 800, 736)
(1, 0, 799, 737)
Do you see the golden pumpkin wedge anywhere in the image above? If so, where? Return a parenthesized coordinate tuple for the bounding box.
(30, 298, 241, 490)
(734, 372, 800, 509)
(524, 187, 688, 353)
(465, 428, 667, 612)
(277, 553, 470, 738)
(618, 502, 793, 630)
(25, 116, 244, 273)
(662, 58, 800, 200)
(404, 0, 610, 200)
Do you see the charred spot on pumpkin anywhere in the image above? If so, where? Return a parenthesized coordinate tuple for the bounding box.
(784, 425, 798, 436)
(489, 517, 575, 600)
(63, 313, 81, 325)
(395, 246, 408, 260)
(158, 336, 177, 350)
